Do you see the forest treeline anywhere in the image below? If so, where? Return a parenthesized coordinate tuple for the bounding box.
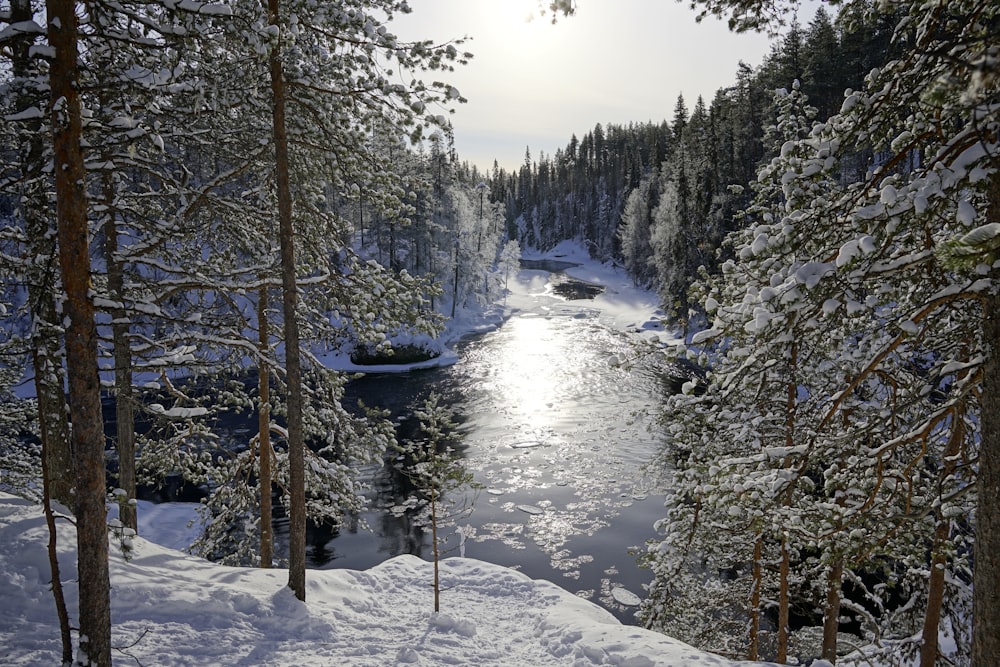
(490, 5, 900, 327)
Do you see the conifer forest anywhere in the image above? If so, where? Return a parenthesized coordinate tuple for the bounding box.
(0, 0, 998, 665)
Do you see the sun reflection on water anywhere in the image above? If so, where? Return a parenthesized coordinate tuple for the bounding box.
(489, 314, 569, 436)
(435, 306, 668, 609)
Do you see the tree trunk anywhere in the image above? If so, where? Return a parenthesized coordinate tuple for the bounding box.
(267, 0, 306, 601)
(777, 347, 796, 663)
(103, 189, 137, 533)
(11, 0, 74, 509)
(777, 536, 790, 663)
(920, 520, 948, 667)
(973, 174, 1000, 663)
(747, 535, 763, 661)
(258, 285, 273, 568)
(46, 0, 112, 663)
(30, 299, 75, 509)
(432, 486, 440, 613)
(921, 408, 965, 667)
(822, 560, 843, 663)
(38, 349, 73, 666)
(19, 3, 75, 635)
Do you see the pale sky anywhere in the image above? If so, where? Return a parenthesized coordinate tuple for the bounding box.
(390, 0, 781, 173)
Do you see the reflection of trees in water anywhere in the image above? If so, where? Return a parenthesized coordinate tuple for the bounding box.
(375, 462, 428, 560)
(518, 259, 579, 272)
(297, 464, 429, 566)
(304, 521, 341, 565)
(298, 397, 473, 567)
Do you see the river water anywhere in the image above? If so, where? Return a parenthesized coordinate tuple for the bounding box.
(299, 264, 670, 623)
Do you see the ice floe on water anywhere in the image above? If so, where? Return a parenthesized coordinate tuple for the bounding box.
(610, 586, 643, 607)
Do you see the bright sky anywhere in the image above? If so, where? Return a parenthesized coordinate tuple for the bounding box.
(391, 0, 779, 173)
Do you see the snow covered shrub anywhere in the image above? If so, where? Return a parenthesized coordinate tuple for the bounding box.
(0, 356, 41, 501)
(184, 365, 395, 567)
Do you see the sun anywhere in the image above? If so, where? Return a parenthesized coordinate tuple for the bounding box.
(488, 0, 557, 56)
(498, 0, 542, 25)
(493, 0, 560, 38)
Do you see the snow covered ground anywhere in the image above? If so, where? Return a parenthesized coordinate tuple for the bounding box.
(1, 492, 779, 666)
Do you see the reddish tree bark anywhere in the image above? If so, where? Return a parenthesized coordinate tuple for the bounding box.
(821, 560, 843, 663)
(46, 0, 112, 663)
(11, 0, 74, 510)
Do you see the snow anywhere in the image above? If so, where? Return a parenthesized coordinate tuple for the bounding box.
(956, 200, 976, 226)
(836, 239, 861, 267)
(0, 492, 774, 666)
(0, 20, 44, 40)
(520, 241, 670, 336)
(610, 586, 643, 607)
(320, 240, 674, 375)
(3, 106, 45, 122)
(147, 403, 209, 419)
(959, 222, 1000, 246)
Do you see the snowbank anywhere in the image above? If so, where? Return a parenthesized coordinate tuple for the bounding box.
(319, 239, 674, 374)
(521, 240, 671, 336)
(0, 492, 773, 666)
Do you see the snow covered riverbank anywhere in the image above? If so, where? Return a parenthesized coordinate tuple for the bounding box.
(320, 240, 675, 375)
(0, 245, 775, 665)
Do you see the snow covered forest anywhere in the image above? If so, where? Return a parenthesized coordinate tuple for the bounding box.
(1, 0, 999, 665)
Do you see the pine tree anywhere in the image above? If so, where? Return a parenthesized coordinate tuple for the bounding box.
(392, 393, 475, 613)
(649, 1, 999, 662)
(618, 171, 657, 286)
(45, 0, 112, 661)
(2, 0, 75, 512)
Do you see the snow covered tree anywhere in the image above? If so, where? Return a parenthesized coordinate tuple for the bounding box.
(643, 84, 841, 661)
(76, 0, 242, 536)
(0, 337, 40, 501)
(649, 174, 690, 326)
(499, 239, 522, 302)
(1, 0, 74, 510)
(391, 393, 475, 612)
(44, 0, 112, 661)
(647, 0, 999, 662)
(619, 172, 657, 287)
(185, 0, 471, 600)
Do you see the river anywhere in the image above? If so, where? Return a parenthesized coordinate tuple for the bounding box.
(291, 260, 672, 623)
